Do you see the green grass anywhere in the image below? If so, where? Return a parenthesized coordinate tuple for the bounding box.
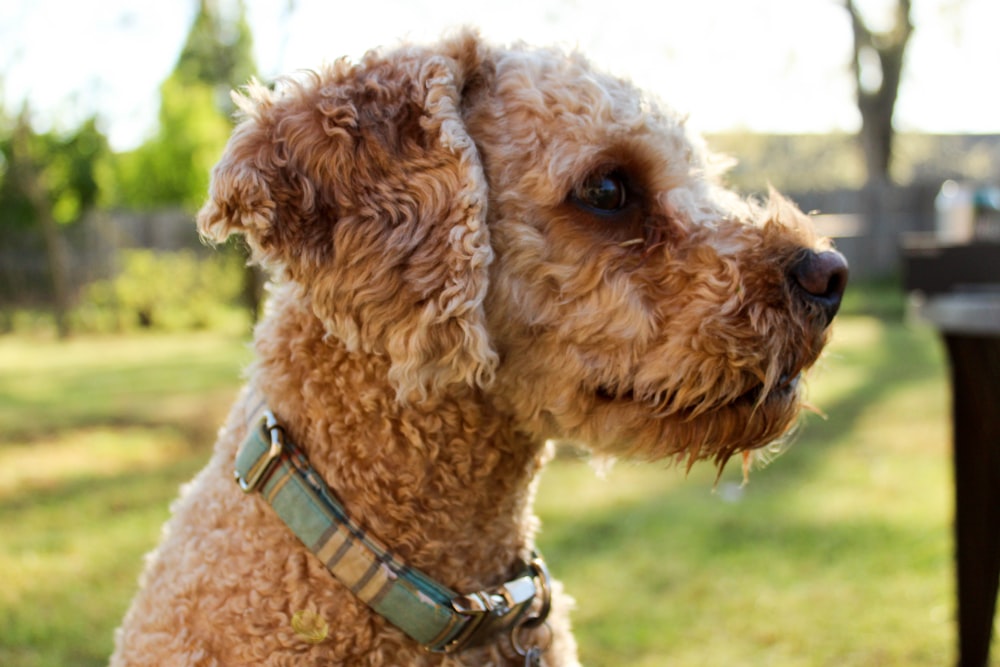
(0, 308, 994, 666)
(0, 331, 252, 667)
(0, 332, 253, 442)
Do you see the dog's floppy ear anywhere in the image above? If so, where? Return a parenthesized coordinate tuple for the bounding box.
(197, 31, 497, 401)
(196, 77, 338, 274)
(197, 85, 273, 257)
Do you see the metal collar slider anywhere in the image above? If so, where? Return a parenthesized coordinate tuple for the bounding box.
(236, 410, 284, 492)
(437, 556, 552, 654)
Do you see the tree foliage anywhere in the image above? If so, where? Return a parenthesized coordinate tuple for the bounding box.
(175, 0, 257, 114)
(107, 76, 232, 211)
(106, 0, 258, 211)
(0, 1, 261, 332)
(710, 132, 866, 194)
(0, 113, 109, 229)
(0, 111, 109, 334)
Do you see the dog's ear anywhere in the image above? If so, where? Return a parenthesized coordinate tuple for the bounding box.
(197, 31, 497, 402)
(196, 87, 270, 252)
(196, 78, 334, 273)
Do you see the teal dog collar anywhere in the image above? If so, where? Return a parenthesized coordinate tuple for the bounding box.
(234, 406, 551, 654)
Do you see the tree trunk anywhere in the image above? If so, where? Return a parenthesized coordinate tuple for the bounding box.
(242, 262, 265, 324)
(846, 0, 913, 186)
(11, 120, 73, 338)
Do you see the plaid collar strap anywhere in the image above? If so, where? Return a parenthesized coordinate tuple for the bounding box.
(234, 406, 551, 655)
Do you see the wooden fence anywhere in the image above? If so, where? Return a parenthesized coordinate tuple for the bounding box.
(0, 183, 942, 307)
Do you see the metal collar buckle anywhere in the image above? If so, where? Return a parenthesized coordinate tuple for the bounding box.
(435, 556, 552, 655)
(235, 410, 285, 493)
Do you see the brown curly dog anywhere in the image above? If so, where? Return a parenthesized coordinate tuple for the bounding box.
(111, 30, 847, 666)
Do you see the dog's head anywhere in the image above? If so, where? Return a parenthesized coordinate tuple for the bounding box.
(200, 30, 846, 468)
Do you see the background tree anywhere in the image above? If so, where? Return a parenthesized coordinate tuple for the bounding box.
(108, 77, 232, 211)
(846, 0, 913, 186)
(1, 110, 109, 336)
(108, 0, 257, 211)
(175, 0, 257, 113)
(844, 0, 914, 276)
(180, 0, 264, 320)
(105, 0, 265, 320)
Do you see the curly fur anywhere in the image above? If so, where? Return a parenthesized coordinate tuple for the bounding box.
(111, 30, 846, 666)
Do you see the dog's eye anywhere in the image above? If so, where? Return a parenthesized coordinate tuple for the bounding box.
(574, 171, 628, 212)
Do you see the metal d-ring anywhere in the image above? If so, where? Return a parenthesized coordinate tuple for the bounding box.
(509, 555, 553, 664)
(520, 555, 552, 629)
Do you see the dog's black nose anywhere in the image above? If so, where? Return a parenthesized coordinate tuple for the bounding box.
(789, 249, 849, 324)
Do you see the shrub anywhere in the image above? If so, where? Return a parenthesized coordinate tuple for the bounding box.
(73, 249, 245, 332)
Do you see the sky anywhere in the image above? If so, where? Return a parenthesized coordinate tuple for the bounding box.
(2, 0, 998, 151)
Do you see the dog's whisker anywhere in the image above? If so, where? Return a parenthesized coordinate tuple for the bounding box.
(800, 401, 827, 418)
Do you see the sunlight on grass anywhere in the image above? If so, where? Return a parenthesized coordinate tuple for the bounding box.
(0, 332, 252, 441)
(0, 428, 209, 667)
(0, 331, 248, 667)
(0, 427, 192, 495)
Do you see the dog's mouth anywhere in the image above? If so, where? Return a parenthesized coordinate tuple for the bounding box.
(595, 386, 636, 402)
(737, 371, 800, 405)
(594, 370, 801, 414)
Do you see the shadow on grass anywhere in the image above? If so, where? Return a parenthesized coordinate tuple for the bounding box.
(1, 390, 237, 448)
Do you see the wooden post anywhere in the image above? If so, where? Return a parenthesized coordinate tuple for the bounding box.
(944, 334, 1000, 667)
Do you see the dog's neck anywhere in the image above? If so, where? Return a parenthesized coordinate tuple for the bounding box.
(248, 289, 549, 591)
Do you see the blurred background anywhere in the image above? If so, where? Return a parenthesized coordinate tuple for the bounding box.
(1, 0, 997, 665)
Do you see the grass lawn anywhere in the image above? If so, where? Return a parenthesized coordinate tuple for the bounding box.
(0, 298, 993, 666)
